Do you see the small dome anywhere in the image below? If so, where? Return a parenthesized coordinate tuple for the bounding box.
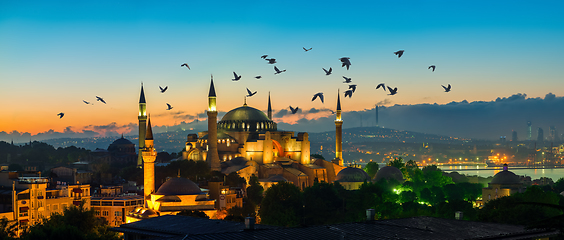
(491, 169, 521, 185)
(156, 177, 202, 195)
(373, 166, 404, 182)
(336, 167, 371, 182)
(110, 137, 133, 146)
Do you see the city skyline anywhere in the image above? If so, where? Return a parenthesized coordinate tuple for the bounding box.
(1, 1, 563, 140)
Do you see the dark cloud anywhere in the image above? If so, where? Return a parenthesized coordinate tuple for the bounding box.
(274, 109, 290, 118)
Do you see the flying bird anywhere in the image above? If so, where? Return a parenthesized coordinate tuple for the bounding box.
(312, 92, 324, 103)
(340, 57, 351, 70)
(274, 66, 286, 74)
(83, 100, 92, 105)
(232, 72, 242, 81)
(96, 96, 106, 104)
(166, 103, 173, 110)
(344, 90, 353, 98)
(303, 47, 312, 52)
(289, 106, 299, 114)
(349, 84, 357, 93)
(57, 112, 64, 118)
(376, 83, 386, 91)
(394, 50, 404, 58)
(323, 67, 332, 76)
(246, 88, 257, 97)
(428, 65, 436, 72)
(329, 110, 336, 114)
(343, 76, 352, 83)
(159, 86, 168, 93)
(442, 84, 451, 92)
(265, 58, 276, 64)
(255, 76, 262, 79)
(387, 86, 398, 95)
(181, 63, 190, 69)
(261, 55, 268, 59)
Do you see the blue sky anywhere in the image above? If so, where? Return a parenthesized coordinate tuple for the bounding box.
(1, 0, 563, 140)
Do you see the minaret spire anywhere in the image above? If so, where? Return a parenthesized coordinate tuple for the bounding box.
(138, 83, 147, 168)
(207, 76, 221, 171)
(333, 89, 344, 166)
(268, 92, 272, 120)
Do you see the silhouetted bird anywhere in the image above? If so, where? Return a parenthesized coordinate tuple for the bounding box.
(159, 86, 168, 93)
(303, 47, 312, 52)
(166, 103, 173, 110)
(343, 76, 352, 83)
(96, 96, 106, 104)
(376, 83, 386, 91)
(57, 112, 64, 118)
(274, 66, 286, 74)
(83, 100, 92, 105)
(312, 92, 324, 103)
(323, 67, 332, 76)
(349, 84, 357, 93)
(246, 88, 257, 97)
(232, 72, 242, 81)
(255, 76, 262, 79)
(329, 110, 336, 114)
(394, 50, 404, 58)
(265, 58, 276, 64)
(181, 63, 190, 69)
(261, 55, 268, 59)
(340, 57, 351, 70)
(344, 90, 353, 98)
(429, 65, 436, 72)
(387, 86, 398, 95)
(289, 106, 299, 114)
(442, 84, 451, 92)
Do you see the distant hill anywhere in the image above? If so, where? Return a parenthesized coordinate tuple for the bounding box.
(38, 127, 471, 154)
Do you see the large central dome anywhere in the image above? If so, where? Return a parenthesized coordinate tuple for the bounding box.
(218, 104, 277, 132)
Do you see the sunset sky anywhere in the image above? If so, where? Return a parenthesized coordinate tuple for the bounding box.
(1, 1, 563, 140)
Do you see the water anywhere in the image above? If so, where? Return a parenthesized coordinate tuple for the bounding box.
(440, 165, 564, 181)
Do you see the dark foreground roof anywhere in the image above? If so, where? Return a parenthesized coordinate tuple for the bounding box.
(113, 215, 558, 240)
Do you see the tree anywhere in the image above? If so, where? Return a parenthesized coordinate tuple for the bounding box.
(176, 210, 209, 219)
(303, 183, 345, 225)
(259, 182, 302, 227)
(363, 162, 379, 179)
(310, 154, 325, 160)
(21, 203, 120, 240)
(388, 157, 405, 169)
(225, 172, 246, 188)
(0, 217, 17, 240)
(246, 174, 263, 206)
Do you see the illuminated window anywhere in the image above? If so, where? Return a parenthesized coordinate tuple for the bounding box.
(102, 211, 109, 216)
(115, 211, 121, 216)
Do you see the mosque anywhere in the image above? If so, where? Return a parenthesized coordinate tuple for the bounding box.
(181, 79, 346, 190)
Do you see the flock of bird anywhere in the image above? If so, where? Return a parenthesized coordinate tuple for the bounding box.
(56, 47, 450, 119)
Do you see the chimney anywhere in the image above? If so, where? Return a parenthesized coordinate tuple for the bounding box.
(245, 217, 255, 230)
(366, 209, 375, 221)
(455, 211, 463, 220)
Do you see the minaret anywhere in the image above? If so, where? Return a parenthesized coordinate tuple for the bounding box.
(143, 116, 156, 204)
(138, 83, 147, 168)
(207, 76, 221, 171)
(333, 90, 344, 166)
(267, 92, 272, 120)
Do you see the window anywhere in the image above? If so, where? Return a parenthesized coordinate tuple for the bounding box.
(53, 204, 59, 211)
(46, 205, 50, 211)
(114, 211, 121, 216)
(62, 203, 68, 210)
(102, 211, 109, 216)
(95, 210, 100, 216)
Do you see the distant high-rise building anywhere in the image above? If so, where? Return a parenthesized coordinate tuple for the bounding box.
(537, 127, 544, 142)
(500, 136, 506, 142)
(512, 131, 518, 142)
(549, 126, 558, 142)
(527, 121, 532, 141)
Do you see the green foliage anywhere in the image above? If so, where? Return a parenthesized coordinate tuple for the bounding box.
(154, 159, 210, 185)
(310, 154, 324, 160)
(225, 199, 257, 222)
(259, 182, 302, 227)
(303, 182, 345, 225)
(7, 164, 23, 172)
(176, 210, 209, 219)
(225, 172, 246, 188)
(387, 157, 405, 169)
(363, 162, 379, 179)
(399, 191, 417, 203)
(478, 185, 562, 226)
(554, 177, 564, 193)
(20, 203, 120, 240)
(246, 174, 263, 206)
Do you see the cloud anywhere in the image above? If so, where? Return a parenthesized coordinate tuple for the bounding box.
(376, 98, 392, 106)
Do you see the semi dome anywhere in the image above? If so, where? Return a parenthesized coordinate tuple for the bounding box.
(491, 169, 521, 185)
(218, 104, 277, 132)
(155, 177, 202, 195)
(107, 136, 135, 153)
(336, 167, 371, 182)
(373, 166, 404, 182)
